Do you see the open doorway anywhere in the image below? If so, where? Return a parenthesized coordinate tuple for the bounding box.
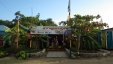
(48, 34, 64, 50)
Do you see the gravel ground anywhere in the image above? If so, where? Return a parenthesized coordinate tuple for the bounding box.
(0, 51, 113, 64)
(0, 56, 113, 64)
(22, 56, 113, 64)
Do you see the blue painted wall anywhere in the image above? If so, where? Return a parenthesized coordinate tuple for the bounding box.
(98, 32, 101, 48)
(107, 31, 113, 49)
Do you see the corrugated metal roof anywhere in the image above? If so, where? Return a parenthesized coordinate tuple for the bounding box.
(0, 25, 10, 35)
(102, 28, 113, 32)
(0, 25, 10, 31)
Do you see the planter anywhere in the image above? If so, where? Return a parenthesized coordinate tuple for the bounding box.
(79, 49, 110, 58)
(65, 48, 110, 58)
(29, 49, 46, 57)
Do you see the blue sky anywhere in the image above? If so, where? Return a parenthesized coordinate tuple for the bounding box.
(0, 0, 113, 27)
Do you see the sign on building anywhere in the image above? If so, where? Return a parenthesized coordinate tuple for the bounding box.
(31, 26, 69, 34)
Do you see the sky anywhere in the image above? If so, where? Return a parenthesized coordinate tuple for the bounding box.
(0, 0, 113, 28)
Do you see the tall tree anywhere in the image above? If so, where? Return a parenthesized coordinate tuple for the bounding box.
(69, 14, 108, 53)
(39, 18, 57, 26)
(0, 19, 13, 28)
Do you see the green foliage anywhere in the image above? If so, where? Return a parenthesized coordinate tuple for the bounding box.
(59, 21, 67, 26)
(71, 14, 108, 34)
(38, 35, 49, 49)
(0, 51, 8, 58)
(39, 18, 57, 26)
(0, 20, 13, 28)
(16, 51, 29, 60)
(32, 34, 49, 49)
(80, 35, 99, 50)
(20, 16, 39, 27)
(70, 14, 108, 50)
(15, 11, 25, 18)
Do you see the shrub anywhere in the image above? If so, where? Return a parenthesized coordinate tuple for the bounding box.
(0, 51, 8, 58)
(16, 51, 29, 60)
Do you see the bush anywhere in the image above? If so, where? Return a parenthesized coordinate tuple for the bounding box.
(16, 51, 29, 60)
(0, 51, 8, 58)
(4, 47, 21, 54)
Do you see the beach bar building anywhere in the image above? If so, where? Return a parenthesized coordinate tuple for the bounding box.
(30, 26, 70, 50)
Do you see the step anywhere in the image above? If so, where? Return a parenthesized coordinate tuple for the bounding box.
(46, 51, 68, 58)
(47, 48, 64, 51)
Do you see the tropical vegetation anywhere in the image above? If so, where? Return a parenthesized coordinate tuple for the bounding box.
(0, 11, 109, 58)
(62, 14, 108, 54)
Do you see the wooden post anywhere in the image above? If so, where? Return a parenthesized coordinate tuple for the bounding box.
(63, 34, 64, 46)
(30, 39, 32, 48)
(28, 31, 32, 48)
(69, 39, 72, 57)
(77, 35, 81, 55)
(47, 35, 49, 50)
(17, 19, 19, 48)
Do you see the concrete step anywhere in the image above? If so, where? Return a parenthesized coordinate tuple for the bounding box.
(47, 48, 64, 51)
(46, 51, 68, 58)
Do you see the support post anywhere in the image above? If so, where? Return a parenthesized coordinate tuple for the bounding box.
(69, 39, 72, 57)
(77, 35, 81, 55)
(17, 19, 19, 48)
(63, 34, 64, 47)
(47, 35, 49, 47)
(30, 39, 32, 48)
